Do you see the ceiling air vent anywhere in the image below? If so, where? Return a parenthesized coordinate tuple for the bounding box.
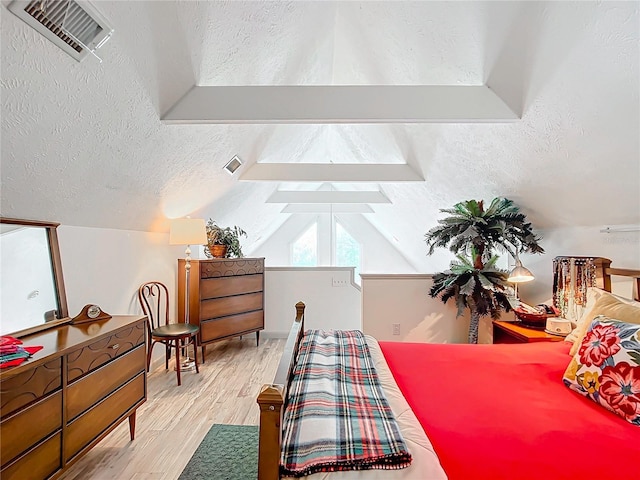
(8, 0, 114, 62)
(224, 155, 243, 175)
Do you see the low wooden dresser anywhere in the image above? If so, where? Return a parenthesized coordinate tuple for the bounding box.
(178, 258, 265, 361)
(0, 316, 147, 480)
(492, 320, 565, 344)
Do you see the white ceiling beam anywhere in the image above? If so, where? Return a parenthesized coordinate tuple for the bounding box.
(267, 191, 390, 204)
(281, 204, 375, 213)
(161, 85, 519, 124)
(240, 163, 423, 182)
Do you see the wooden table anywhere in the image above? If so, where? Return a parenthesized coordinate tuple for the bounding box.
(492, 320, 566, 344)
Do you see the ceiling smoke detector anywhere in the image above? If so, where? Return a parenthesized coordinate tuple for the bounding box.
(224, 155, 242, 175)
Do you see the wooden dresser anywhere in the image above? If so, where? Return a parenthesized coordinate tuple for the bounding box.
(0, 316, 147, 480)
(178, 258, 265, 361)
(492, 320, 564, 344)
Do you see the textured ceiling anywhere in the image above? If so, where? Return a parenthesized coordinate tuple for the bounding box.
(1, 1, 638, 269)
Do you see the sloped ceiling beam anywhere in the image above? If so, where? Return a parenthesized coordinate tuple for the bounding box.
(161, 86, 519, 124)
(267, 191, 390, 204)
(240, 163, 423, 182)
(281, 205, 374, 213)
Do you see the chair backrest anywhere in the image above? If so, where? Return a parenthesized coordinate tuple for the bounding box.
(138, 281, 170, 332)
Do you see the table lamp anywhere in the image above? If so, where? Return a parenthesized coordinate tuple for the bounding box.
(169, 217, 207, 368)
(508, 257, 535, 298)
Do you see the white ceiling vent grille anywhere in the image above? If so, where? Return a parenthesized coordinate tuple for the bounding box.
(8, 0, 114, 62)
(224, 155, 243, 175)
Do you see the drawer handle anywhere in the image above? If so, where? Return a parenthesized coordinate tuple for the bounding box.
(110, 344, 120, 350)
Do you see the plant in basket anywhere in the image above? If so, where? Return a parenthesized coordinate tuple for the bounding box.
(204, 220, 247, 259)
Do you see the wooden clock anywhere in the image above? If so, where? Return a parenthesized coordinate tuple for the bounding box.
(71, 304, 112, 324)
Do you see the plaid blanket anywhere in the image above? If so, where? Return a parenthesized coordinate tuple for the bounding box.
(280, 330, 412, 477)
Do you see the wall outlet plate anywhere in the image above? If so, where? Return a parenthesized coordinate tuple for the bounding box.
(332, 278, 348, 287)
(392, 323, 400, 335)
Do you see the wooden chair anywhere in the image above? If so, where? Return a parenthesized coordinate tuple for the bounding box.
(138, 281, 199, 386)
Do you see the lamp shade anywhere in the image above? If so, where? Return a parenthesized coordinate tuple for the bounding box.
(508, 259, 535, 283)
(169, 218, 207, 245)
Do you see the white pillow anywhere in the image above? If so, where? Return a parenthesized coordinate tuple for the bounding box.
(564, 287, 640, 344)
(563, 287, 605, 344)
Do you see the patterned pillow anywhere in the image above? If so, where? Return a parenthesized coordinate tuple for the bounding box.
(563, 315, 640, 425)
(567, 291, 640, 356)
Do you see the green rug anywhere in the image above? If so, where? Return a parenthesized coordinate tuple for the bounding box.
(179, 424, 259, 480)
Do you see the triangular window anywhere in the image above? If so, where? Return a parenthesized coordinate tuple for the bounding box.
(291, 222, 318, 267)
(335, 221, 361, 284)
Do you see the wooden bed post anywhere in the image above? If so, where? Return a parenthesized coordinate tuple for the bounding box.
(594, 257, 612, 292)
(257, 385, 284, 480)
(257, 301, 306, 480)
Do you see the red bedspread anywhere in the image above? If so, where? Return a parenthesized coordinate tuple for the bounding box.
(380, 341, 640, 480)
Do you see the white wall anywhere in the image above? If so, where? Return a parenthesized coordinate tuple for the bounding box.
(358, 227, 638, 346)
(264, 267, 361, 336)
(51, 223, 639, 355)
(517, 226, 640, 304)
(58, 225, 184, 320)
(361, 274, 502, 344)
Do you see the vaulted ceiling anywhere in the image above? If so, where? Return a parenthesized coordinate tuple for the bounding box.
(1, 1, 638, 266)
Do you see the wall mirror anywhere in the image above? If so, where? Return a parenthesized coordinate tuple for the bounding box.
(0, 217, 69, 337)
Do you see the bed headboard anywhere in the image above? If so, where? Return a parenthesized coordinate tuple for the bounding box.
(603, 266, 640, 301)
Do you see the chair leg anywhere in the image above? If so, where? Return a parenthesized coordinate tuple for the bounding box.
(193, 335, 200, 374)
(146, 341, 153, 372)
(175, 338, 182, 386)
(165, 342, 170, 370)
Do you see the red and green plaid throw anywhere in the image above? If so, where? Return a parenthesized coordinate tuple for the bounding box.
(280, 329, 412, 477)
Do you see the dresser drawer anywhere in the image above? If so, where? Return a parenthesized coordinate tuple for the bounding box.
(0, 358, 61, 417)
(67, 321, 145, 382)
(200, 274, 263, 300)
(66, 373, 145, 461)
(200, 292, 263, 321)
(200, 258, 264, 278)
(0, 391, 62, 467)
(67, 345, 146, 421)
(201, 310, 264, 342)
(1, 432, 61, 480)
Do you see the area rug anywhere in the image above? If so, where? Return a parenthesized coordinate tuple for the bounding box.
(179, 424, 259, 480)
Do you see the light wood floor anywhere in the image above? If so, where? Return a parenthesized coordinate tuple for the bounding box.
(59, 337, 286, 480)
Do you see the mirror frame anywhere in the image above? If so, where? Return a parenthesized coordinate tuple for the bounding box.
(0, 217, 70, 337)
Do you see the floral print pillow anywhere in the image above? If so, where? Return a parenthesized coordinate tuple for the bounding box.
(563, 315, 640, 425)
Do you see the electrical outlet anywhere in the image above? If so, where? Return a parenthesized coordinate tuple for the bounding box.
(392, 323, 401, 336)
(332, 278, 348, 287)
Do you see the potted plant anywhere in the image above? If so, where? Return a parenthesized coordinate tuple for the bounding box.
(204, 220, 247, 259)
(425, 198, 544, 343)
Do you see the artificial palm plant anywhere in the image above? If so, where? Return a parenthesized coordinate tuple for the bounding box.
(425, 198, 544, 343)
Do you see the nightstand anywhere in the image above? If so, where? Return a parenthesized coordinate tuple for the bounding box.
(492, 321, 566, 344)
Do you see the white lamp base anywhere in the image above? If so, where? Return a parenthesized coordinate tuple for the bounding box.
(175, 358, 196, 372)
(174, 342, 196, 371)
